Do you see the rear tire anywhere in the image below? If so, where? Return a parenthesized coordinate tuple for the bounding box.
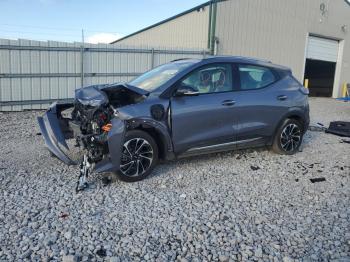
(116, 130, 158, 182)
(272, 119, 303, 155)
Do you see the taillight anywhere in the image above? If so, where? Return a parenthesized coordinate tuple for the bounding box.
(299, 85, 309, 95)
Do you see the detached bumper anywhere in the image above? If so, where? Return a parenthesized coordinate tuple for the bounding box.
(37, 102, 76, 165)
(37, 102, 125, 173)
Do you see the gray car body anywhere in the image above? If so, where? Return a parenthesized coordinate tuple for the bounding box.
(38, 56, 309, 173)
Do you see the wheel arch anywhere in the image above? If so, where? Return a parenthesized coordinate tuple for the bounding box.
(270, 109, 307, 145)
(125, 118, 174, 160)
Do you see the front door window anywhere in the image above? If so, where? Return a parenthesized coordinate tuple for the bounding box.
(180, 64, 233, 94)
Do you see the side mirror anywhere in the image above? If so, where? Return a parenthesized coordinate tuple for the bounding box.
(174, 85, 199, 97)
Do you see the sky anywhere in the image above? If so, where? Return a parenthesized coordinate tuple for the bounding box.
(0, 0, 205, 44)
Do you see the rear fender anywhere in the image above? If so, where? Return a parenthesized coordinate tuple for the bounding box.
(269, 107, 309, 144)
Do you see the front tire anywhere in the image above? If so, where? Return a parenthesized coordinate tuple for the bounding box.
(272, 119, 303, 155)
(117, 130, 158, 182)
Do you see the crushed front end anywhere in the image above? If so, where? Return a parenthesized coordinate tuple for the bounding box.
(37, 83, 146, 190)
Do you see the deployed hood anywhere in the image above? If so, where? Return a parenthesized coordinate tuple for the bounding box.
(75, 83, 148, 107)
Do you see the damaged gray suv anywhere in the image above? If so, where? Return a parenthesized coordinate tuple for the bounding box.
(38, 56, 309, 188)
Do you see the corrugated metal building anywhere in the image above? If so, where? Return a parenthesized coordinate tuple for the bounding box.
(112, 3, 210, 49)
(112, 0, 350, 98)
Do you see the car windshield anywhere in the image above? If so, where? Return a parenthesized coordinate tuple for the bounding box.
(128, 60, 198, 92)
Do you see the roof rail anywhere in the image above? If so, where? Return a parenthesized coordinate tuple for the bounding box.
(170, 58, 192, 62)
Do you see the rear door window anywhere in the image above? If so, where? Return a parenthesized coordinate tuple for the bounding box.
(238, 64, 276, 90)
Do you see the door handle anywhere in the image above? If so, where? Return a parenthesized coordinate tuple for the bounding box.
(277, 95, 287, 101)
(221, 100, 236, 106)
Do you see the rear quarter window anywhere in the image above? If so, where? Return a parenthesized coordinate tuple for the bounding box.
(238, 64, 277, 90)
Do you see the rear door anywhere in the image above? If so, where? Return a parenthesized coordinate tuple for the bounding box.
(170, 63, 238, 154)
(233, 64, 289, 145)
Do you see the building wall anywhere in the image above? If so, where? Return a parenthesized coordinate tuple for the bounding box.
(215, 0, 350, 97)
(113, 7, 209, 49)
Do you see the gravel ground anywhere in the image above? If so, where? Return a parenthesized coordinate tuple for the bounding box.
(0, 97, 349, 261)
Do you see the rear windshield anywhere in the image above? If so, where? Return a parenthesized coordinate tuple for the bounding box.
(129, 60, 197, 92)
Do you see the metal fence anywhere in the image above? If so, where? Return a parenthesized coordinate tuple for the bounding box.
(0, 38, 208, 111)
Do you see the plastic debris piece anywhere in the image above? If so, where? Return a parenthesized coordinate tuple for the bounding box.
(96, 248, 107, 257)
(325, 121, 350, 137)
(250, 165, 260, 171)
(310, 177, 326, 183)
(308, 125, 326, 132)
(102, 176, 112, 186)
(59, 213, 69, 219)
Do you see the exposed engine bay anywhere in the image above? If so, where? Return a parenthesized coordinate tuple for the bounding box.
(72, 84, 145, 162)
(38, 83, 148, 191)
(72, 84, 147, 190)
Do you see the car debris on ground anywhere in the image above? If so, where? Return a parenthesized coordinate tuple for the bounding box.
(340, 139, 350, 144)
(250, 165, 260, 171)
(310, 177, 326, 183)
(325, 121, 350, 137)
(308, 123, 326, 132)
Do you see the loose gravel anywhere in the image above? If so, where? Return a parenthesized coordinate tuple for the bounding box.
(0, 97, 349, 261)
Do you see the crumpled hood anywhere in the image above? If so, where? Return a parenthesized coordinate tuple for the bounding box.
(103, 83, 149, 96)
(75, 84, 109, 106)
(75, 83, 148, 107)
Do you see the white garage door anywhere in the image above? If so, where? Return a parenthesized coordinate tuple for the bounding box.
(306, 36, 339, 62)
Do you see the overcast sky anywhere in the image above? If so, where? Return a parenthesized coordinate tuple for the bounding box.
(0, 0, 205, 43)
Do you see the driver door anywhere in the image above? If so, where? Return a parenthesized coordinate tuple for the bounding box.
(171, 63, 238, 154)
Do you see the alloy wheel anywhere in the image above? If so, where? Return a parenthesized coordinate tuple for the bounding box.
(120, 138, 154, 177)
(280, 123, 301, 152)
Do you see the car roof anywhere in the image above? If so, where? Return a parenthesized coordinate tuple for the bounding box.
(205, 55, 271, 63)
(171, 56, 290, 71)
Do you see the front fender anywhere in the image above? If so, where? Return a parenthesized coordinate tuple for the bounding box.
(93, 117, 126, 173)
(108, 118, 126, 171)
(94, 116, 174, 173)
(126, 117, 174, 157)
